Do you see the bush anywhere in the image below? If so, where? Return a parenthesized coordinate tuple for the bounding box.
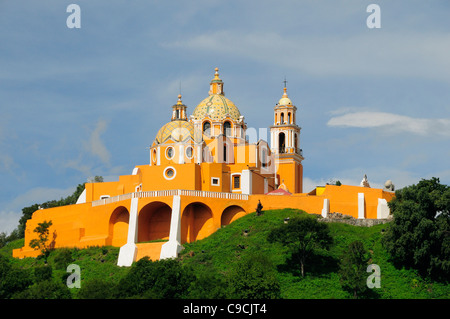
(14, 280, 71, 299)
(227, 252, 281, 299)
(339, 240, 370, 298)
(34, 265, 53, 282)
(267, 216, 333, 277)
(53, 248, 73, 270)
(78, 278, 116, 299)
(0, 255, 32, 298)
(187, 270, 228, 299)
(383, 177, 450, 280)
(116, 257, 194, 298)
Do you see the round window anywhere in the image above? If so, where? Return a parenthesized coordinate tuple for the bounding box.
(186, 146, 193, 159)
(163, 167, 176, 180)
(166, 147, 174, 159)
(166, 169, 174, 178)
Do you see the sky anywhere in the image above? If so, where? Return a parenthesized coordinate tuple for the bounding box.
(1, 0, 449, 234)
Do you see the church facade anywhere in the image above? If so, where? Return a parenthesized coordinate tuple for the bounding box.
(13, 68, 394, 266)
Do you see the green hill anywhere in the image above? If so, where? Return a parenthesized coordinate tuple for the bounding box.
(179, 209, 449, 299)
(1, 209, 448, 299)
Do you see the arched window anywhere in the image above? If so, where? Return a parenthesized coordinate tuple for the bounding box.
(288, 112, 291, 124)
(223, 121, 231, 137)
(279, 132, 285, 153)
(203, 122, 211, 137)
(223, 145, 227, 163)
(294, 134, 298, 153)
(262, 148, 267, 168)
(176, 109, 180, 119)
(280, 113, 284, 124)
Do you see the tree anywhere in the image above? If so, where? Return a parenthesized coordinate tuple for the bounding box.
(267, 216, 333, 277)
(339, 240, 369, 298)
(29, 220, 54, 261)
(78, 278, 116, 299)
(382, 177, 450, 280)
(14, 280, 71, 299)
(227, 252, 280, 299)
(16, 182, 86, 238)
(116, 257, 194, 298)
(0, 255, 32, 298)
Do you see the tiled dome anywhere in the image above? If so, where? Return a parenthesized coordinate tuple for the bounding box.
(153, 120, 195, 145)
(192, 94, 241, 121)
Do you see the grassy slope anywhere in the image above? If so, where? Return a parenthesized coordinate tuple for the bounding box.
(179, 209, 449, 299)
(0, 239, 128, 299)
(1, 208, 448, 299)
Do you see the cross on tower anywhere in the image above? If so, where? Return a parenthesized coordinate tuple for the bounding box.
(283, 77, 288, 88)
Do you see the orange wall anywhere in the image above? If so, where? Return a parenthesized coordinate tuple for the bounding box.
(13, 184, 395, 260)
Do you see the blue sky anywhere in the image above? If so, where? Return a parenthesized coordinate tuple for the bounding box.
(1, 0, 449, 234)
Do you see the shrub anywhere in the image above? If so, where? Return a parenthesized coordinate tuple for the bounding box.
(227, 252, 280, 299)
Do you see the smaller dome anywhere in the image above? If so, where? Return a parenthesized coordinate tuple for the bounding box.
(153, 120, 195, 145)
(193, 94, 241, 121)
(278, 87, 292, 106)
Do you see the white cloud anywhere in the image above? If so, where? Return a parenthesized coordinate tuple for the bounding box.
(84, 119, 111, 165)
(0, 211, 21, 235)
(0, 186, 76, 234)
(164, 30, 450, 82)
(327, 111, 450, 137)
(0, 124, 15, 172)
(304, 165, 424, 194)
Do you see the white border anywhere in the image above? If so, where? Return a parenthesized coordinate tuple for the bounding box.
(163, 166, 177, 180)
(165, 146, 175, 160)
(185, 146, 194, 159)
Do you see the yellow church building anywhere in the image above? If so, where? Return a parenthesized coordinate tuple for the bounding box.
(13, 68, 394, 266)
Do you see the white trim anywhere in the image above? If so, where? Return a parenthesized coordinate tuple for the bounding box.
(165, 146, 175, 160)
(321, 198, 330, 218)
(117, 196, 139, 267)
(377, 198, 389, 219)
(178, 145, 184, 164)
(241, 170, 252, 195)
(163, 166, 177, 180)
(185, 146, 194, 159)
(76, 188, 86, 204)
(358, 193, 365, 219)
(196, 145, 202, 164)
(157, 146, 161, 165)
(160, 195, 183, 259)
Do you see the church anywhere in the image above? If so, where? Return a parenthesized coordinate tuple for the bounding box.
(13, 68, 394, 266)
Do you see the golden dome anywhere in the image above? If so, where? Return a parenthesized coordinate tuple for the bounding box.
(192, 94, 241, 121)
(154, 120, 195, 145)
(192, 67, 241, 121)
(278, 87, 292, 106)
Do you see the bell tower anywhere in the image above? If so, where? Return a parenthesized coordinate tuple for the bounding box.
(171, 94, 188, 121)
(270, 84, 304, 193)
